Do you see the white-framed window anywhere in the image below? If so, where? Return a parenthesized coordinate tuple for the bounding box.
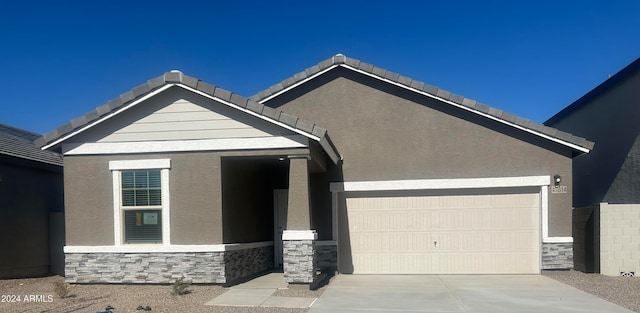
(109, 159, 170, 245)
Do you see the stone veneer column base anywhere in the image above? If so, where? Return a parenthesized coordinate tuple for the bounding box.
(64, 245, 273, 284)
(283, 230, 318, 285)
(542, 242, 573, 269)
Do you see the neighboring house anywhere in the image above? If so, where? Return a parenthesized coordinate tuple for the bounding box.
(545, 57, 640, 276)
(36, 54, 593, 287)
(0, 123, 64, 278)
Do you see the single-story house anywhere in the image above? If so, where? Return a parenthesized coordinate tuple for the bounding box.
(36, 54, 593, 286)
(0, 123, 64, 278)
(545, 57, 640, 276)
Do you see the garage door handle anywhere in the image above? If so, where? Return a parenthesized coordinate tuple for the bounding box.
(434, 241, 438, 248)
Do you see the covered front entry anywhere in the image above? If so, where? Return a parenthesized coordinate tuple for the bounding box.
(334, 178, 547, 275)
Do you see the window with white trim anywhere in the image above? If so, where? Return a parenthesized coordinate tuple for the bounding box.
(109, 159, 171, 245)
(121, 170, 162, 243)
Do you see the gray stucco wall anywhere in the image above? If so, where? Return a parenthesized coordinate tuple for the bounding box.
(546, 69, 640, 207)
(265, 69, 575, 237)
(0, 157, 63, 278)
(64, 149, 308, 246)
(64, 152, 224, 245)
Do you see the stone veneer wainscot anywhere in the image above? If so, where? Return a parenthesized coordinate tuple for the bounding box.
(542, 242, 573, 269)
(64, 245, 273, 284)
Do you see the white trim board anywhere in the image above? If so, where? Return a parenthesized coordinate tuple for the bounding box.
(330, 176, 551, 192)
(329, 176, 572, 248)
(64, 241, 273, 253)
(109, 159, 171, 170)
(64, 136, 308, 155)
(42, 83, 339, 164)
(282, 230, 318, 240)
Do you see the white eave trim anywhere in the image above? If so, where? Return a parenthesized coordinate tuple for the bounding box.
(330, 176, 551, 192)
(259, 64, 590, 154)
(259, 65, 340, 103)
(42, 84, 340, 161)
(63, 241, 273, 253)
(41, 84, 175, 151)
(63, 136, 308, 155)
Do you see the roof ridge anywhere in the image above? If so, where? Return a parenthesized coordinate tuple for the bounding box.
(35, 71, 333, 153)
(0, 122, 41, 140)
(250, 54, 594, 151)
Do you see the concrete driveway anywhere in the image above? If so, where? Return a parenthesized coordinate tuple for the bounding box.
(309, 275, 634, 313)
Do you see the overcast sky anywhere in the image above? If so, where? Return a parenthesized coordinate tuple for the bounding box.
(1, 0, 638, 134)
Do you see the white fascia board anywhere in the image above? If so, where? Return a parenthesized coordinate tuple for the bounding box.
(41, 84, 175, 151)
(319, 137, 340, 164)
(258, 65, 340, 103)
(330, 176, 551, 192)
(258, 63, 590, 154)
(340, 65, 591, 154)
(63, 241, 273, 253)
(63, 136, 308, 155)
(43, 82, 324, 153)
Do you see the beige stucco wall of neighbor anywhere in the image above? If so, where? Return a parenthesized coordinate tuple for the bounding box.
(64, 152, 224, 246)
(600, 203, 640, 276)
(266, 70, 575, 237)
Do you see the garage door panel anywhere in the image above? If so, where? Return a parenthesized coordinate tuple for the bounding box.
(342, 191, 541, 274)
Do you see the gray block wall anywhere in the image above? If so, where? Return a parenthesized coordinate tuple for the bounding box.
(542, 242, 573, 269)
(65, 246, 272, 284)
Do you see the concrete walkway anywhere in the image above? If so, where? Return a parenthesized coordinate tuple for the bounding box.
(308, 274, 635, 313)
(204, 273, 317, 308)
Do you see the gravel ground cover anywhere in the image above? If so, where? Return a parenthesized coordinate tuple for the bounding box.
(0, 275, 314, 313)
(3, 271, 638, 313)
(543, 270, 640, 313)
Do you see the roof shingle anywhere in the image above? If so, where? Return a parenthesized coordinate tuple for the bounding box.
(0, 123, 63, 166)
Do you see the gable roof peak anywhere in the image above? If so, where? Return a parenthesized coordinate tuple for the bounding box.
(252, 54, 594, 154)
(35, 70, 341, 163)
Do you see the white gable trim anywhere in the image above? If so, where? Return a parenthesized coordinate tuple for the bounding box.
(42, 84, 174, 151)
(259, 64, 590, 154)
(62, 136, 308, 155)
(41, 83, 324, 151)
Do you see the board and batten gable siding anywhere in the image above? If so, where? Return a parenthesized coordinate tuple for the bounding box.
(264, 68, 575, 237)
(68, 86, 296, 146)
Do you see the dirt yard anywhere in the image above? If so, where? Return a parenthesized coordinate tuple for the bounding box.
(2, 271, 639, 313)
(0, 275, 311, 313)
